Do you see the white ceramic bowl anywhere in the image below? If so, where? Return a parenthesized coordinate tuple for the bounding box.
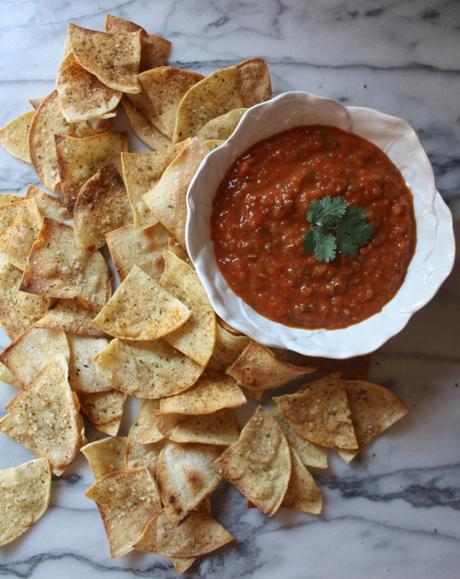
(186, 92, 456, 359)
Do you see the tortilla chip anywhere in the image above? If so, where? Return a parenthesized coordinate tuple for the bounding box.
(143, 137, 208, 246)
(122, 97, 171, 152)
(169, 410, 240, 446)
(105, 14, 171, 71)
(274, 373, 358, 450)
(0, 458, 51, 546)
(338, 380, 408, 463)
(0, 111, 33, 162)
(0, 261, 50, 340)
(93, 265, 190, 340)
(57, 52, 121, 122)
(172, 558, 196, 575)
(4, 355, 85, 475)
(106, 223, 171, 281)
(159, 250, 215, 365)
(125, 421, 163, 472)
(20, 219, 111, 311)
(25, 185, 69, 222)
(1, 327, 69, 386)
(78, 390, 126, 436)
(0, 414, 42, 458)
(197, 108, 246, 141)
(85, 467, 161, 558)
(133, 400, 167, 444)
(271, 407, 328, 469)
(93, 338, 204, 399)
(157, 441, 222, 524)
(226, 342, 316, 396)
(55, 130, 128, 212)
(29, 97, 46, 110)
(68, 23, 141, 94)
(167, 238, 188, 260)
(67, 334, 111, 393)
(282, 448, 322, 515)
(208, 323, 250, 371)
(213, 407, 290, 516)
(35, 299, 106, 337)
(173, 59, 271, 143)
(136, 505, 233, 558)
(0, 194, 21, 205)
(159, 371, 246, 415)
(138, 67, 204, 137)
(81, 436, 128, 480)
(0, 361, 20, 387)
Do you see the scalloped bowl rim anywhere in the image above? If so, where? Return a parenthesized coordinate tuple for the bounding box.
(186, 91, 456, 359)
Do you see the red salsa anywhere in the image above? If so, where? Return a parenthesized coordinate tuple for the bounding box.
(211, 125, 416, 329)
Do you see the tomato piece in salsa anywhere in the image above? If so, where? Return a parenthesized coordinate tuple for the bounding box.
(211, 125, 416, 329)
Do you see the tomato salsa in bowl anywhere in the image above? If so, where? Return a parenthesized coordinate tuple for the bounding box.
(186, 92, 455, 358)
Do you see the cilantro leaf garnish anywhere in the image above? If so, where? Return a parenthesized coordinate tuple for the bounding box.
(304, 196, 372, 262)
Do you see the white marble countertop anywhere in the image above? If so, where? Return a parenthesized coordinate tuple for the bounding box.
(0, 1, 459, 578)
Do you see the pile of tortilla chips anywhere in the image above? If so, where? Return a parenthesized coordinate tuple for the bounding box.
(0, 14, 408, 574)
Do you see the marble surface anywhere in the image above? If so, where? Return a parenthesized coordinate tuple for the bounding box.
(0, 1, 459, 578)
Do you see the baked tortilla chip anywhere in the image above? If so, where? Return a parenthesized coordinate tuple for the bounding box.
(122, 97, 171, 152)
(25, 185, 69, 222)
(67, 334, 111, 393)
(20, 219, 112, 311)
(93, 265, 190, 340)
(173, 59, 270, 142)
(81, 436, 128, 480)
(0, 261, 50, 340)
(172, 558, 196, 575)
(74, 164, 132, 250)
(1, 327, 69, 386)
(0, 361, 20, 387)
(157, 441, 222, 524)
(274, 373, 358, 450)
(105, 14, 171, 71)
(0, 414, 42, 457)
(29, 97, 46, 110)
(159, 371, 246, 415)
(271, 407, 328, 469)
(208, 323, 250, 371)
(85, 467, 161, 558)
(214, 407, 290, 516)
(136, 506, 233, 558)
(57, 52, 121, 122)
(169, 410, 240, 446)
(0, 458, 51, 546)
(94, 338, 204, 399)
(198, 108, 246, 141)
(79, 390, 126, 436)
(133, 400, 167, 444)
(106, 223, 171, 281)
(55, 131, 128, 212)
(138, 67, 204, 137)
(126, 422, 163, 472)
(68, 23, 141, 94)
(160, 250, 215, 365)
(35, 299, 106, 337)
(338, 380, 408, 463)
(0, 194, 21, 205)
(143, 137, 208, 246)
(282, 448, 322, 515)
(0, 111, 33, 162)
(4, 354, 85, 475)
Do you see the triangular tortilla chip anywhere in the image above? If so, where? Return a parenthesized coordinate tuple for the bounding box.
(81, 436, 128, 480)
(1, 327, 69, 386)
(106, 223, 171, 281)
(169, 410, 240, 446)
(93, 265, 190, 340)
(105, 14, 171, 71)
(78, 390, 126, 436)
(4, 354, 85, 475)
(55, 130, 128, 212)
(85, 467, 161, 558)
(20, 219, 112, 311)
(172, 558, 196, 575)
(208, 322, 250, 371)
(0, 458, 51, 546)
(67, 334, 111, 393)
(68, 23, 141, 94)
(57, 52, 121, 122)
(143, 137, 208, 246)
(126, 421, 163, 472)
(29, 97, 46, 110)
(0, 361, 20, 387)
(159, 371, 246, 415)
(282, 448, 322, 515)
(274, 373, 358, 450)
(0, 414, 42, 457)
(25, 185, 69, 222)
(74, 164, 132, 250)
(198, 108, 246, 141)
(35, 299, 106, 337)
(133, 400, 167, 444)
(0, 261, 50, 340)
(213, 407, 290, 516)
(160, 250, 215, 365)
(138, 67, 204, 137)
(122, 97, 171, 152)
(156, 441, 222, 524)
(93, 338, 204, 399)
(0, 111, 34, 162)
(173, 59, 271, 142)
